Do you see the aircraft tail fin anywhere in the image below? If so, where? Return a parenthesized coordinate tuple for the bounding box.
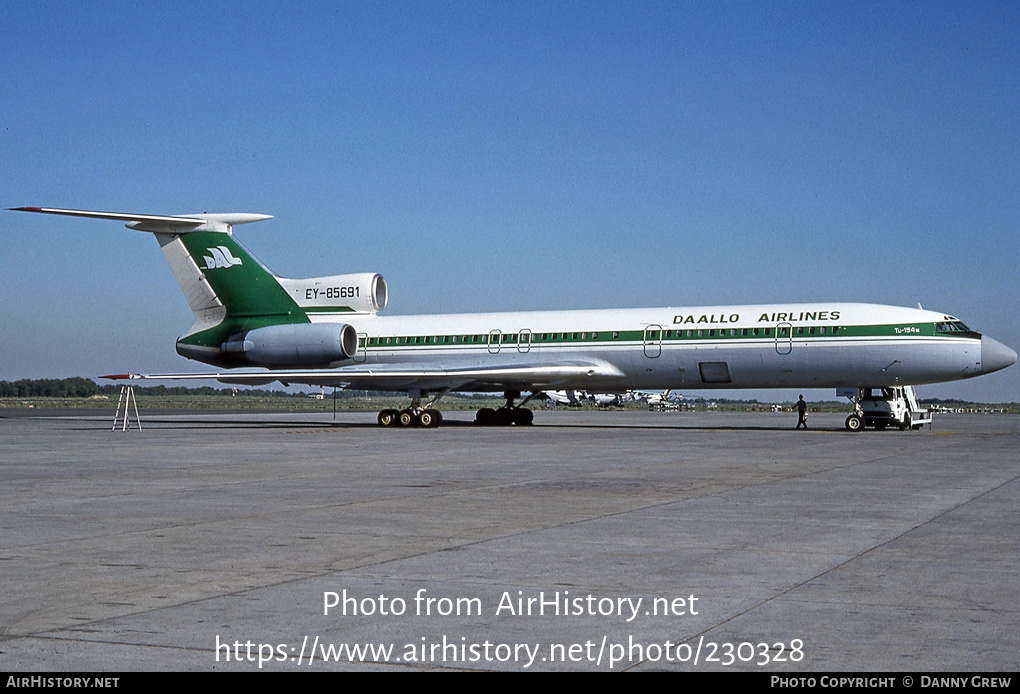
(11, 207, 387, 366)
(11, 207, 284, 337)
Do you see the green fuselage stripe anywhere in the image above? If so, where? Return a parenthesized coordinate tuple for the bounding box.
(363, 323, 979, 350)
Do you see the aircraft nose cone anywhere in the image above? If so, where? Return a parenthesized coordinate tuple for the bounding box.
(981, 336, 1018, 374)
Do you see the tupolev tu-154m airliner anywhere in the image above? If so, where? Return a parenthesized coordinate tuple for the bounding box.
(11, 207, 1016, 429)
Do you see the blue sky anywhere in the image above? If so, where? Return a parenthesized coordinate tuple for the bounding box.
(2, 1, 1017, 401)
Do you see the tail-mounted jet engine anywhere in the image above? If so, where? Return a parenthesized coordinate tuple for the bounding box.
(277, 273, 388, 315)
(222, 323, 359, 367)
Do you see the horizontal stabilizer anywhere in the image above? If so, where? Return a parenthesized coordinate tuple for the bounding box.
(10, 207, 272, 233)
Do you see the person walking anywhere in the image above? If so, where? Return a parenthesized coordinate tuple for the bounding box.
(796, 395, 808, 429)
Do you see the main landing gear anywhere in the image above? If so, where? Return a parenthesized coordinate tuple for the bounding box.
(377, 389, 447, 428)
(474, 390, 535, 426)
(374, 389, 538, 428)
(377, 406, 443, 428)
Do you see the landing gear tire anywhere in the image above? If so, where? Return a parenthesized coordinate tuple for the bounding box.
(378, 409, 399, 427)
(494, 408, 515, 426)
(475, 408, 496, 426)
(513, 408, 534, 426)
(398, 409, 416, 427)
(475, 407, 533, 426)
(845, 414, 864, 432)
(417, 410, 441, 428)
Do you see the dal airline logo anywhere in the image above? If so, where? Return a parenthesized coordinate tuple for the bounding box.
(202, 246, 243, 269)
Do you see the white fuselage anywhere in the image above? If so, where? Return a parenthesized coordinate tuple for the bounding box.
(318, 302, 995, 392)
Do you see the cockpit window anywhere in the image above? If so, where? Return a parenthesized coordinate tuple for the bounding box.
(936, 321, 972, 333)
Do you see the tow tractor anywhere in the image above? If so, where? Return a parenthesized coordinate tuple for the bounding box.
(838, 386, 933, 432)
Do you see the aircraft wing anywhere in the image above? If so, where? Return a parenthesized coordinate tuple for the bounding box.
(103, 360, 622, 392)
